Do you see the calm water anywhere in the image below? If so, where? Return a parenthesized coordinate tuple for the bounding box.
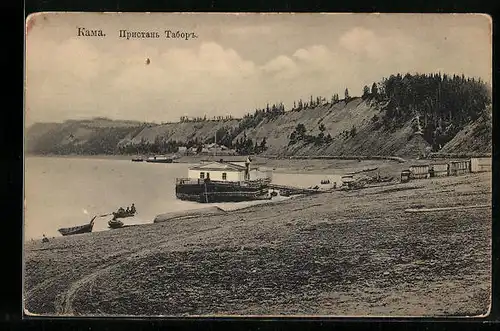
(24, 157, 341, 240)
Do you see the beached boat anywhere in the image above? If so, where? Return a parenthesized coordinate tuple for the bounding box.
(108, 218, 124, 229)
(146, 155, 173, 163)
(58, 216, 96, 236)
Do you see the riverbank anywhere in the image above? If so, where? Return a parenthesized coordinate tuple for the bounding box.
(25, 153, 471, 177)
(24, 153, 134, 161)
(24, 171, 491, 317)
(175, 155, 414, 177)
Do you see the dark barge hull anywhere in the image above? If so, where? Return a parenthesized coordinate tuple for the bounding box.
(175, 179, 270, 203)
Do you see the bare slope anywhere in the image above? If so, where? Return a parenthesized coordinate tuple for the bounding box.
(237, 98, 430, 158)
(439, 109, 492, 155)
(126, 98, 430, 158)
(126, 120, 240, 144)
(26, 99, 490, 158)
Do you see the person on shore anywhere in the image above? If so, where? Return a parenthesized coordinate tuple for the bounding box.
(42, 234, 49, 243)
(130, 203, 136, 214)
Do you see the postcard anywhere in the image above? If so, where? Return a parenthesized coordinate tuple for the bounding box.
(24, 12, 492, 317)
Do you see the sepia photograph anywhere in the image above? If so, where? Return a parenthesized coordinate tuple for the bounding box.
(23, 12, 492, 317)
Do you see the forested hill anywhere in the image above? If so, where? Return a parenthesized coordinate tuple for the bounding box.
(26, 72, 492, 158)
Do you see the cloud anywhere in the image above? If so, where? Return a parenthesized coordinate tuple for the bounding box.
(339, 27, 417, 62)
(293, 45, 332, 64)
(261, 55, 298, 79)
(339, 27, 383, 59)
(26, 23, 492, 125)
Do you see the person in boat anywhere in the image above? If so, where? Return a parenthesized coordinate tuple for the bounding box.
(117, 207, 125, 213)
(130, 203, 136, 214)
(126, 207, 130, 213)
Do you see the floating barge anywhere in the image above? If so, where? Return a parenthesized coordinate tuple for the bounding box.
(176, 178, 271, 203)
(175, 158, 272, 203)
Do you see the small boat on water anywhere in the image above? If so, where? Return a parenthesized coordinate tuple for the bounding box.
(131, 157, 144, 162)
(58, 216, 96, 236)
(108, 218, 124, 229)
(112, 210, 136, 219)
(146, 155, 173, 163)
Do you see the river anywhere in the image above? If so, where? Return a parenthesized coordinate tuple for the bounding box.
(24, 156, 341, 240)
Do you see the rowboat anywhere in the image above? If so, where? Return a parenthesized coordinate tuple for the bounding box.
(108, 218, 124, 229)
(58, 216, 96, 236)
(112, 210, 136, 219)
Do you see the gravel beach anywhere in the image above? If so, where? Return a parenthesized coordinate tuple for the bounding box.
(24, 165, 491, 317)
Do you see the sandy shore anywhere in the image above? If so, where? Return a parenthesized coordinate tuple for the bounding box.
(23, 165, 492, 317)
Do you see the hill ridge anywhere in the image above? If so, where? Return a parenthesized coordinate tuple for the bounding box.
(25, 98, 490, 158)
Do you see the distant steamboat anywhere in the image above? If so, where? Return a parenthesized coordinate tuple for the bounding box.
(175, 158, 272, 203)
(146, 155, 173, 163)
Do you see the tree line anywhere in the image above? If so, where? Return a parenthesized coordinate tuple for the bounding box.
(364, 73, 491, 150)
(29, 72, 490, 156)
(289, 123, 334, 146)
(179, 115, 235, 123)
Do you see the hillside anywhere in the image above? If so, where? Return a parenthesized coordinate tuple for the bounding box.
(25, 72, 492, 158)
(25, 118, 147, 155)
(439, 106, 492, 155)
(124, 119, 241, 146)
(235, 98, 431, 158)
(25, 98, 487, 159)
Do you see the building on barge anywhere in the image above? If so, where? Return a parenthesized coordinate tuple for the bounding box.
(175, 158, 273, 203)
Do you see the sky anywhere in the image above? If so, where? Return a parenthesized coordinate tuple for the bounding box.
(25, 13, 492, 125)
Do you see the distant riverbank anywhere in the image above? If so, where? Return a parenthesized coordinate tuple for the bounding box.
(24, 153, 134, 161)
(25, 153, 412, 176)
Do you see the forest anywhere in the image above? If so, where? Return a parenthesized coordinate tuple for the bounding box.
(27, 72, 491, 156)
(370, 73, 491, 150)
